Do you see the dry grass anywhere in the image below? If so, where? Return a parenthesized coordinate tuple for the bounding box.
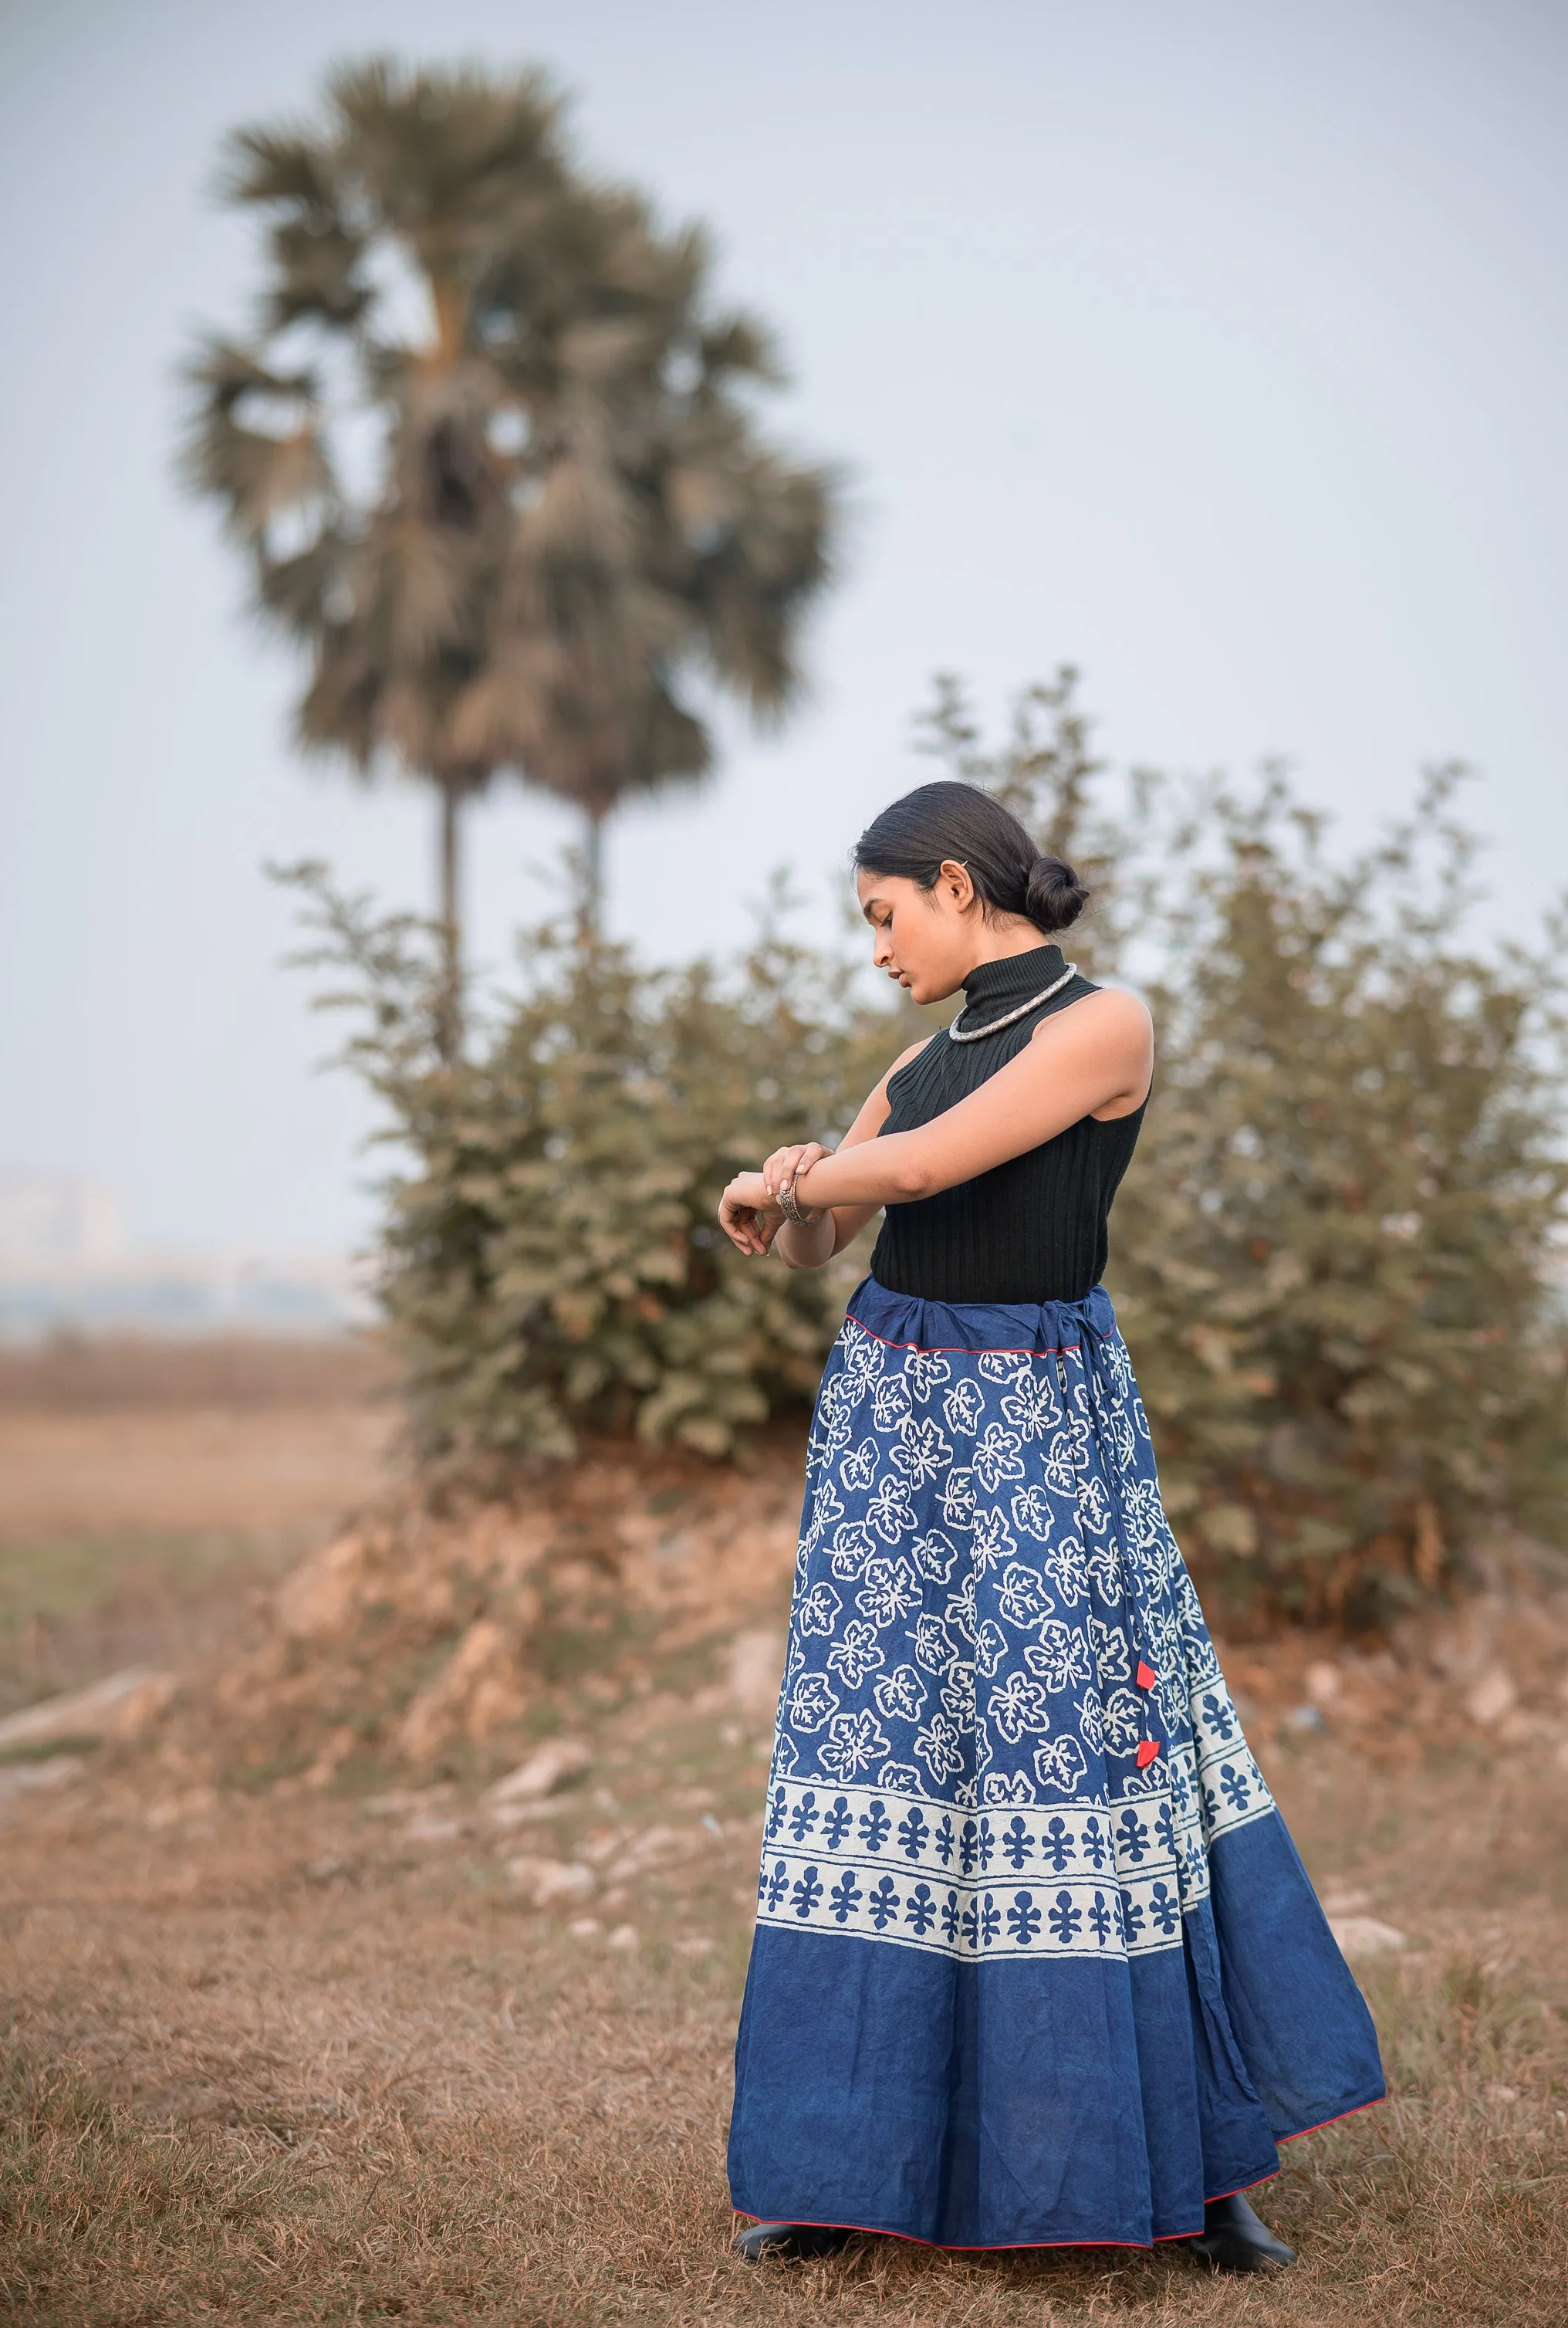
(2, 1358, 1566, 2324)
(5, 1646, 1566, 2326)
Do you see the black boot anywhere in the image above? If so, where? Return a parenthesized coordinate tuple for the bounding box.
(1188, 2191, 1297, 2273)
(734, 2220, 853, 2262)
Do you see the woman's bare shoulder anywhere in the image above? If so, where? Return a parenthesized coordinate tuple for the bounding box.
(1029, 983, 1152, 1047)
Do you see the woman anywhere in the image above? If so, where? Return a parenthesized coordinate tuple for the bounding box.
(716, 780, 1383, 2275)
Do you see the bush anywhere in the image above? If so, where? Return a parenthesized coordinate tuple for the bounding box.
(286, 869, 914, 1475)
(292, 675, 1568, 1620)
(922, 677, 1568, 1620)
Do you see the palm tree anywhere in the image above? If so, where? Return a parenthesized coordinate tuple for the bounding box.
(185, 58, 835, 1047)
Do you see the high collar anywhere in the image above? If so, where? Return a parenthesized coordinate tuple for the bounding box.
(958, 942, 1066, 1027)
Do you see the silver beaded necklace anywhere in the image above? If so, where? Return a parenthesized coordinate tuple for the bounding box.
(947, 961, 1077, 1042)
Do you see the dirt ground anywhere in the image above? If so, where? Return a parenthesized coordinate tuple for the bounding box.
(2, 1343, 1566, 2326)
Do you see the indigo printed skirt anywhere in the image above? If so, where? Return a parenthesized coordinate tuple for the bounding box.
(728, 1277, 1384, 2249)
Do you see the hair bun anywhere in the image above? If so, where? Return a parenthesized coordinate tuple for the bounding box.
(1025, 853, 1088, 934)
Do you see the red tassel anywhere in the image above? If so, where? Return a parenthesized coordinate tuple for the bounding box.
(1135, 1660, 1157, 1690)
(1136, 1739, 1161, 1768)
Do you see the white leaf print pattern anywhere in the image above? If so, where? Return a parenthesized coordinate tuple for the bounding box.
(873, 1663, 928, 1722)
(970, 1507, 1019, 1574)
(788, 1673, 840, 1731)
(818, 1707, 890, 1780)
(857, 1557, 920, 1629)
(942, 1379, 985, 1436)
(972, 1424, 1026, 1491)
(839, 1441, 877, 1494)
(940, 1468, 978, 1530)
(1025, 1620, 1092, 1693)
(826, 1619, 886, 1687)
(798, 1582, 843, 1636)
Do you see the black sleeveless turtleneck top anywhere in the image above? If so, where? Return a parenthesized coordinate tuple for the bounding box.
(867, 944, 1147, 1306)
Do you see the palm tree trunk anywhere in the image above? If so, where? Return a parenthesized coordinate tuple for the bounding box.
(581, 807, 607, 940)
(438, 783, 462, 1064)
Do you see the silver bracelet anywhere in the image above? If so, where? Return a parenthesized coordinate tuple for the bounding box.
(777, 1176, 826, 1228)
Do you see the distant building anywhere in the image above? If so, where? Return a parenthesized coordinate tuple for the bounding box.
(0, 1170, 373, 1339)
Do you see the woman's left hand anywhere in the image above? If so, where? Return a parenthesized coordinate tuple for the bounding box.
(718, 1170, 781, 1257)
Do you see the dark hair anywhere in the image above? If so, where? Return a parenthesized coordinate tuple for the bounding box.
(853, 779, 1088, 936)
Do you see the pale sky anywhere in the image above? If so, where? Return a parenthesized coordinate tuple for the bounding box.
(2, 0, 1564, 1252)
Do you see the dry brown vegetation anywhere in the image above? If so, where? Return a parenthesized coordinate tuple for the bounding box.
(2, 1345, 1566, 2325)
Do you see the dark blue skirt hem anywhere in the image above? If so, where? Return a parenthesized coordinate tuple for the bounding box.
(732, 2092, 1384, 2254)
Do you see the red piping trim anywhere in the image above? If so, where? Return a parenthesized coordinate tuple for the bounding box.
(847, 1314, 1084, 1360)
(1278, 2093, 1386, 2146)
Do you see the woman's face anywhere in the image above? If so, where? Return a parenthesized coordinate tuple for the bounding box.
(856, 861, 981, 1005)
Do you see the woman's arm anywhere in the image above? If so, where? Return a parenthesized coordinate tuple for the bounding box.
(792, 986, 1152, 1213)
(718, 1037, 932, 1264)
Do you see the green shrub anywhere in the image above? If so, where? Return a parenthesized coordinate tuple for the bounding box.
(285, 868, 914, 1475)
(922, 676, 1568, 1620)
(290, 675, 1568, 1619)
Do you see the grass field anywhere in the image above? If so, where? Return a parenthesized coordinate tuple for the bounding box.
(1, 1345, 1565, 2325)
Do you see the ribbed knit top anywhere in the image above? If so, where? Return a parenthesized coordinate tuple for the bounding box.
(867, 944, 1147, 1305)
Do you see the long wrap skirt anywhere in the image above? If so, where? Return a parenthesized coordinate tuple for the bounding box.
(728, 1276, 1384, 2249)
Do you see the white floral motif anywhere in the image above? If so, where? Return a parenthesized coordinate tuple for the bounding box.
(1009, 1482, 1058, 1541)
(866, 1473, 915, 1542)
(873, 1663, 928, 1722)
(1001, 1372, 1061, 1439)
(827, 1619, 886, 1687)
(1086, 1537, 1125, 1598)
(970, 1506, 1019, 1574)
(973, 1424, 1026, 1491)
(974, 1619, 1009, 1679)
(789, 1673, 840, 1731)
(940, 1467, 978, 1530)
(803, 1479, 844, 1550)
(904, 1348, 951, 1403)
(1026, 1620, 1092, 1693)
(1076, 1686, 1105, 1751)
(1100, 1687, 1144, 1754)
(909, 1528, 959, 1583)
(1090, 1618, 1132, 1683)
(941, 1663, 977, 1728)
(1076, 1475, 1114, 1538)
(988, 1671, 1053, 1743)
(942, 1379, 986, 1436)
(894, 1414, 952, 1487)
(818, 1707, 890, 1781)
(839, 1441, 877, 1494)
(843, 1329, 885, 1392)
(1032, 1734, 1089, 1792)
(914, 1708, 966, 1785)
(1040, 1431, 1081, 1497)
(995, 1562, 1053, 1629)
(829, 1521, 875, 1579)
(982, 1768, 1035, 1805)
(1043, 1535, 1090, 1607)
(912, 1613, 958, 1674)
(871, 1372, 914, 1431)
(943, 1575, 978, 1644)
(857, 1557, 920, 1629)
(798, 1582, 843, 1636)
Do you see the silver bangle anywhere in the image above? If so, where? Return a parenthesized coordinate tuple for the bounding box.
(777, 1177, 825, 1228)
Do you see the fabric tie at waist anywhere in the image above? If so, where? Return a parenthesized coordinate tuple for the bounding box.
(846, 1274, 1117, 1359)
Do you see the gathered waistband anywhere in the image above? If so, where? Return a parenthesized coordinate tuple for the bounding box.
(845, 1274, 1118, 1357)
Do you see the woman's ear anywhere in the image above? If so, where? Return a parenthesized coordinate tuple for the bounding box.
(938, 858, 977, 912)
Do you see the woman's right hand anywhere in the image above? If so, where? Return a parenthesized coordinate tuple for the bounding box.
(761, 1142, 833, 1212)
